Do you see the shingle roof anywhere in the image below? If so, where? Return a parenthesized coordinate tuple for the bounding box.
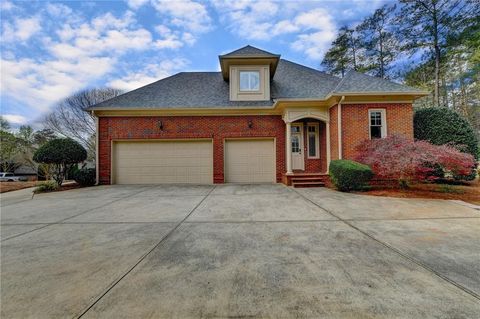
(90, 55, 426, 110)
(333, 70, 425, 94)
(271, 59, 340, 99)
(220, 45, 280, 58)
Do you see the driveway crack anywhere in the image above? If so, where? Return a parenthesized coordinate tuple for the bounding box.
(74, 185, 216, 319)
(290, 187, 480, 301)
(1, 186, 154, 242)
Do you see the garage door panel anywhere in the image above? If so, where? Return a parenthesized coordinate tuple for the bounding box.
(225, 139, 275, 183)
(113, 140, 212, 184)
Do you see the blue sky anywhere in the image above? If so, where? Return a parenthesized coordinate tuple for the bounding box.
(1, 0, 386, 127)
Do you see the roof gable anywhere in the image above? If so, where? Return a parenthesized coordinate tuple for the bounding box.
(219, 45, 280, 58)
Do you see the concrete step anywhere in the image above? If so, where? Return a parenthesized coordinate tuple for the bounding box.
(292, 181, 325, 188)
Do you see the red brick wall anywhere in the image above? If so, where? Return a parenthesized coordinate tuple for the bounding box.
(329, 105, 339, 161)
(339, 103, 413, 160)
(98, 115, 286, 184)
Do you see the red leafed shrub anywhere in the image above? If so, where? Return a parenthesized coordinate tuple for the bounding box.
(355, 135, 476, 185)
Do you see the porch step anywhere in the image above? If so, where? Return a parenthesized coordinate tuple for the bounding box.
(292, 181, 325, 188)
(291, 175, 328, 188)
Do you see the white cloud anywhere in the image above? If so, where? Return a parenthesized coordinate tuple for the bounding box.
(1, 56, 115, 112)
(291, 9, 336, 60)
(126, 0, 149, 9)
(212, 0, 279, 40)
(212, 2, 337, 60)
(108, 58, 189, 91)
(2, 16, 42, 42)
(0, 1, 16, 11)
(0, 10, 156, 113)
(153, 24, 195, 49)
(46, 3, 73, 17)
(151, 0, 212, 33)
(2, 114, 28, 125)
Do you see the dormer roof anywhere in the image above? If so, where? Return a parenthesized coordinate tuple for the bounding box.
(219, 45, 280, 80)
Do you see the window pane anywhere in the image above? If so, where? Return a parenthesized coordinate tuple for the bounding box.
(291, 136, 300, 152)
(291, 126, 300, 133)
(250, 72, 259, 90)
(371, 126, 382, 139)
(370, 111, 382, 126)
(239, 71, 260, 91)
(240, 72, 249, 91)
(309, 134, 316, 157)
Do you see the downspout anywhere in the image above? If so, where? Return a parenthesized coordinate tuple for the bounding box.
(338, 96, 345, 160)
(91, 111, 100, 186)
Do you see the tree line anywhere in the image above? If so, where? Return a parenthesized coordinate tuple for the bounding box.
(321, 0, 479, 134)
(0, 88, 122, 176)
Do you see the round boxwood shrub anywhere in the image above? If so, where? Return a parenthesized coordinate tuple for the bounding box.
(73, 168, 96, 186)
(414, 108, 479, 159)
(329, 159, 374, 192)
(33, 138, 87, 186)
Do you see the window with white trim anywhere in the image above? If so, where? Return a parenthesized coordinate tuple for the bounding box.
(307, 123, 320, 158)
(369, 109, 387, 139)
(239, 71, 260, 91)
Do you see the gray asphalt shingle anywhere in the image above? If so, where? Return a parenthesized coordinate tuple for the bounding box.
(219, 45, 280, 58)
(89, 48, 426, 110)
(334, 70, 425, 94)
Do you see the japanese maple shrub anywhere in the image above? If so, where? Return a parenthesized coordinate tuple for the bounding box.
(33, 138, 87, 186)
(355, 135, 475, 187)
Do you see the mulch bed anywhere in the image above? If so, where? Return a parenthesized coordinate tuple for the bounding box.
(353, 180, 480, 205)
(0, 181, 40, 193)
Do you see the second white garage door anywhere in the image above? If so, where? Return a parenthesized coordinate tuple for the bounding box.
(224, 139, 276, 183)
(113, 140, 213, 184)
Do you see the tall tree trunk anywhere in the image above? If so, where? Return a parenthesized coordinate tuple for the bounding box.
(378, 30, 385, 78)
(432, 2, 440, 107)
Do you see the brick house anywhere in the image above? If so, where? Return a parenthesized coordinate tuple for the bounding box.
(89, 46, 427, 186)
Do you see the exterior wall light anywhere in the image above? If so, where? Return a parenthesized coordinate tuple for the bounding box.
(248, 120, 253, 128)
(158, 120, 163, 130)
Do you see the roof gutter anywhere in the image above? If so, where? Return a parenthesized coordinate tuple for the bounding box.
(338, 95, 345, 160)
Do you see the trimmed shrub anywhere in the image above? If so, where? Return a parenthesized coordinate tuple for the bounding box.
(414, 108, 479, 159)
(34, 181, 58, 193)
(355, 135, 476, 186)
(329, 160, 374, 192)
(73, 168, 96, 187)
(33, 138, 87, 186)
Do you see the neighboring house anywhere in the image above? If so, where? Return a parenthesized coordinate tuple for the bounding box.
(13, 165, 37, 181)
(89, 45, 428, 186)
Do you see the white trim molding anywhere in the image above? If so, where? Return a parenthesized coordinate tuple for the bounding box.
(282, 108, 329, 123)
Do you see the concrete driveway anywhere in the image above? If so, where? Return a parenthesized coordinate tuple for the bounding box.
(1, 184, 479, 318)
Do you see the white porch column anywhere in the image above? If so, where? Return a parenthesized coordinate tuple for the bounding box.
(286, 121, 293, 174)
(326, 121, 331, 172)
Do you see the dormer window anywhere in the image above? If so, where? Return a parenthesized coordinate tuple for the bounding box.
(219, 45, 279, 102)
(239, 71, 260, 91)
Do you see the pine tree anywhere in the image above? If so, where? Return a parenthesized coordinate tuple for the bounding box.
(321, 26, 361, 77)
(357, 4, 398, 79)
(397, 0, 477, 107)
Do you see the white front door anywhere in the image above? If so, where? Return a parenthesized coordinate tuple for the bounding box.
(291, 123, 304, 170)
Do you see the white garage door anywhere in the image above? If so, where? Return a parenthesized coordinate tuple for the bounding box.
(113, 140, 213, 184)
(224, 139, 276, 183)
